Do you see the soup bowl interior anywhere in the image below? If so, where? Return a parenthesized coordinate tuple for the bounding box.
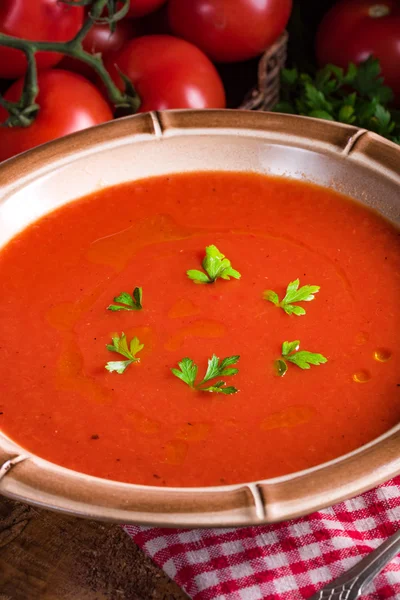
(0, 110, 399, 527)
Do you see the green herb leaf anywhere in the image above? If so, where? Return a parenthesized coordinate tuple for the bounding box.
(351, 56, 389, 99)
(338, 105, 355, 124)
(133, 286, 143, 306)
(107, 286, 143, 311)
(200, 354, 240, 384)
(308, 110, 335, 121)
(171, 357, 198, 388)
(264, 290, 279, 306)
(281, 68, 298, 86)
(286, 350, 328, 370)
(276, 340, 327, 376)
(201, 384, 238, 395)
(374, 104, 393, 135)
(343, 62, 357, 85)
(263, 278, 320, 316)
(282, 279, 320, 304)
(274, 56, 400, 145)
(274, 100, 296, 114)
(282, 340, 300, 356)
(105, 333, 144, 374)
(105, 360, 134, 374)
(304, 83, 333, 114)
(186, 270, 212, 284)
(171, 354, 239, 394)
(274, 359, 288, 377)
(187, 245, 241, 284)
(286, 305, 307, 316)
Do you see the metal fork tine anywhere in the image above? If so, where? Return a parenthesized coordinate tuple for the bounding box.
(308, 529, 400, 600)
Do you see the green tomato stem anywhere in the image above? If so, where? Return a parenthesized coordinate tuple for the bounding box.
(0, 0, 140, 128)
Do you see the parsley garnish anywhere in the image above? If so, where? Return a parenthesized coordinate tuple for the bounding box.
(274, 57, 400, 144)
(171, 354, 240, 394)
(264, 278, 320, 316)
(107, 287, 143, 311)
(275, 340, 327, 376)
(187, 245, 241, 284)
(105, 333, 144, 374)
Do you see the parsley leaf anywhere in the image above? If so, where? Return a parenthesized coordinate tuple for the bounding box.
(105, 333, 144, 374)
(200, 354, 240, 385)
(264, 278, 320, 316)
(171, 357, 198, 388)
(282, 340, 300, 355)
(187, 245, 241, 284)
(275, 359, 288, 377)
(107, 287, 143, 311)
(286, 350, 328, 370)
(274, 57, 400, 145)
(172, 354, 239, 394)
(275, 340, 327, 376)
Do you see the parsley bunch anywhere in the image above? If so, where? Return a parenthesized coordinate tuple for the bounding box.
(264, 278, 319, 316)
(187, 245, 241, 284)
(105, 333, 144, 374)
(274, 57, 400, 144)
(107, 287, 143, 311)
(172, 354, 240, 394)
(275, 340, 327, 377)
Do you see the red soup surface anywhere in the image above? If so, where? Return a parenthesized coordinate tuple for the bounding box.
(0, 172, 399, 487)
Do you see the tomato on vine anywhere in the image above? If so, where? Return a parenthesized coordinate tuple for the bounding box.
(0, 0, 84, 79)
(167, 0, 292, 63)
(60, 20, 136, 80)
(105, 35, 226, 111)
(0, 70, 113, 162)
(316, 0, 400, 104)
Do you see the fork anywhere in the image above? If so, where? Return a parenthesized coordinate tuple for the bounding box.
(309, 529, 400, 599)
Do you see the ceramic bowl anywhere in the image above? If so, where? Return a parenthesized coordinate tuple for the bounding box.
(0, 110, 399, 527)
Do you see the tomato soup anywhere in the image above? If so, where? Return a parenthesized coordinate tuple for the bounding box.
(0, 172, 399, 487)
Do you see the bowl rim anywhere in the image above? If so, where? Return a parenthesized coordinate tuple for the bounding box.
(1, 109, 400, 527)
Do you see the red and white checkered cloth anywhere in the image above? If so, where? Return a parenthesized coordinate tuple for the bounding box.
(124, 476, 400, 599)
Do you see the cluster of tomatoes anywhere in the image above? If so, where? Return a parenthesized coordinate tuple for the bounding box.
(0, 0, 399, 162)
(0, 0, 292, 161)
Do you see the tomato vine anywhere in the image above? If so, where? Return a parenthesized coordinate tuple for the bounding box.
(0, 0, 140, 128)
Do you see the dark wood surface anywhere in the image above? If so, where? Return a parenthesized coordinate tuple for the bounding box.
(0, 497, 188, 600)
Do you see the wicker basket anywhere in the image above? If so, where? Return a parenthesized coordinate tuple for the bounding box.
(240, 31, 288, 111)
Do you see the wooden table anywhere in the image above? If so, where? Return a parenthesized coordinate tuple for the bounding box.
(0, 497, 189, 600)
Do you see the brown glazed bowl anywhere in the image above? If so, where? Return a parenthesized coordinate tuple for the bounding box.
(0, 110, 399, 527)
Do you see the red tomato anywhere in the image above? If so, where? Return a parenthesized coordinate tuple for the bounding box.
(126, 0, 167, 18)
(0, 0, 84, 79)
(82, 20, 135, 56)
(316, 0, 400, 103)
(60, 20, 135, 80)
(105, 35, 226, 112)
(167, 0, 292, 63)
(0, 70, 113, 162)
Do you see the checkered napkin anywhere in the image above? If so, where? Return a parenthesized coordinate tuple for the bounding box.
(124, 476, 400, 599)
